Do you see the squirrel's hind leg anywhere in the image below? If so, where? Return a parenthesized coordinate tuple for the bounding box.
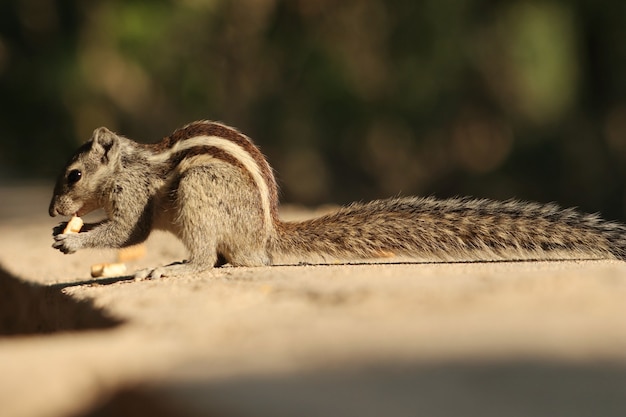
(133, 260, 207, 279)
(138, 162, 272, 278)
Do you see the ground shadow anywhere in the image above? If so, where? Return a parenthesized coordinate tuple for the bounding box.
(81, 360, 626, 417)
(283, 257, 606, 267)
(0, 265, 122, 336)
(49, 274, 137, 290)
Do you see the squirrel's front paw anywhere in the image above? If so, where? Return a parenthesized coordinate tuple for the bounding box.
(52, 233, 84, 254)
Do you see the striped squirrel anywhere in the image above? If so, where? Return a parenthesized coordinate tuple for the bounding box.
(50, 120, 626, 278)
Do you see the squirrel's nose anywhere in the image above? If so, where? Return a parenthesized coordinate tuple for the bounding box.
(49, 198, 58, 217)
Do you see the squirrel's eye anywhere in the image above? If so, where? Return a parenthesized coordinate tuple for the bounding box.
(67, 169, 82, 185)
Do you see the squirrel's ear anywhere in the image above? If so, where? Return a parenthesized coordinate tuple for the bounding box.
(91, 127, 120, 164)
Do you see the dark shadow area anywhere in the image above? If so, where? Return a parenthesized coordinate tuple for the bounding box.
(80, 360, 626, 417)
(0, 265, 123, 336)
(49, 275, 137, 290)
(282, 257, 606, 267)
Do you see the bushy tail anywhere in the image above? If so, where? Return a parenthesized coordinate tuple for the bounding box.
(271, 197, 626, 264)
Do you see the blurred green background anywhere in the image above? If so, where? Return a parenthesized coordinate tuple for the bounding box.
(1, 0, 626, 219)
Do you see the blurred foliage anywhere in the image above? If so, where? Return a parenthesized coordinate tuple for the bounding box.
(1, 0, 626, 218)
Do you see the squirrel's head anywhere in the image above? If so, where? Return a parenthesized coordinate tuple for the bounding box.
(49, 127, 122, 217)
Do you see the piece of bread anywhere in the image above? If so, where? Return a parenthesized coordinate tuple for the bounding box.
(63, 215, 84, 234)
(90, 262, 127, 278)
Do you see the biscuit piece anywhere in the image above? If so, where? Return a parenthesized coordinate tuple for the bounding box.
(91, 262, 127, 278)
(63, 216, 83, 234)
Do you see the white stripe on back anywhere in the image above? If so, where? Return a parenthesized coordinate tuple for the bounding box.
(150, 135, 273, 231)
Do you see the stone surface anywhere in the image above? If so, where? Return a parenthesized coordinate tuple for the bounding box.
(1, 184, 625, 417)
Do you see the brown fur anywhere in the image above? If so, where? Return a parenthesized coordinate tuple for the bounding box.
(50, 121, 626, 279)
(153, 122, 279, 220)
(273, 197, 626, 263)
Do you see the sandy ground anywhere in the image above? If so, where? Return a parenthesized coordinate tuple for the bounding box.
(1, 184, 626, 417)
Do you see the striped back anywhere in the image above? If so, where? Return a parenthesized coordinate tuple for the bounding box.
(147, 121, 279, 227)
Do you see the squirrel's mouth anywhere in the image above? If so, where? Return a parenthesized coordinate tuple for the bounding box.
(49, 198, 85, 218)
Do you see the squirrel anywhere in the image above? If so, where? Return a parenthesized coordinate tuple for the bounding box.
(50, 120, 626, 278)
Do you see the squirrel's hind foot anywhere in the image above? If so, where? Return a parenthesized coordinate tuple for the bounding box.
(134, 261, 208, 279)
